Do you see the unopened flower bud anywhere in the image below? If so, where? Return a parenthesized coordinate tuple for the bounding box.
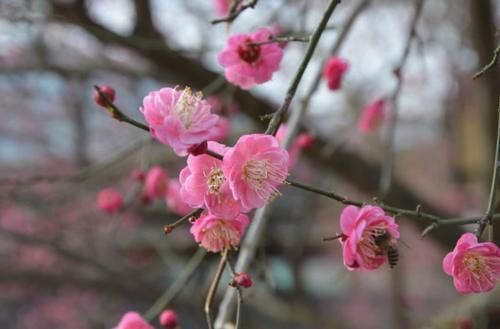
(233, 272, 253, 288)
(188, 141, 208, 156)
(164, 225, 174, 235)
(159, 309, 178, 329)
(131, 169, 145, 181)
(94, 85, 115, 107)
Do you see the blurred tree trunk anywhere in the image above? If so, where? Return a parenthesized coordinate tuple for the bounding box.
(470, 0, 499, 242)
(69, 78, 89, 166)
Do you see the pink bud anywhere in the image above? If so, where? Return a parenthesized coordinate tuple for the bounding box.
(97, 188, 122, 214)
(94, 85, 115, 107)
(234, 272, 253, 288)
(296, 133, 314, 149)
(188, 141, 208, 156)
(159, 309, 178, 329)
(131, 169, 145, 181)
(323, 57, 349, 91)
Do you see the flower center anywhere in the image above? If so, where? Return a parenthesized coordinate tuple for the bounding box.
(463, 253, 486, 274)
(203, 220, 239, 251)
(174, 87, 203, 129)
(243, 159, 268, 183)
(206, 167, 225, 194)
(237, 39, 261, 64)
(242, 159, 287, 202)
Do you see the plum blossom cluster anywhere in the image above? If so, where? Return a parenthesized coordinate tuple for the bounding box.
(181, 135, 289, 252)
(138, 83, 289, 252)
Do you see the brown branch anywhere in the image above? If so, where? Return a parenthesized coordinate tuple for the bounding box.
(205, 249, 229, 329)
(472, 42, 500, 79)
(379, 0, 425, 197)
(211, 0, 258, 25)
(265, 0, 341, 136)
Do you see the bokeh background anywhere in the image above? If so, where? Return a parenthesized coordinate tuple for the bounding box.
(1, 0, 499, 328)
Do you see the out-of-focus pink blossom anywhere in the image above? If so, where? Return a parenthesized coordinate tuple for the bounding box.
(222, 134, 289, 210)
(166, 179, 192, 215)
(190, 213, 249, 252)
(97, 188, 122, 214)
(130, 168, 145, 181)
(114, 312, 153, 329)
(94, 85, 115, 107)
(213, 0, 231, 16)
(323, 57, 349, 91)
(296, 133, 314, 148)
(443, 233, 500, 294)
(275, 124, 314, 169)
(218, 28, 284, 90)
(180, 141, 243, 218)
(234, 272, 253, 288)
(159, 309, 178, 329)
(140, 87, 219, 156)
(358, 99, 387, 133)
(339, 205, 400, 271)
(144, 166, 169, 200)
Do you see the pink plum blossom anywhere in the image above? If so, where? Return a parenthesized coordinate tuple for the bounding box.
(159, 309, 178, 329)
(180, 141, 242, 218)
(113, 312, 153, 329)
(218, 28, 284, 90)
(165, 179, 192, 216)
(275, 124, 315, 168)
(339, 205, 400, 271)
(190, 213, 249, 252)
(140, 87, 219, 156)
(443, 233, 500, 294)
(222, 134, 289, 210)
(358, 99, 387, 133)
(144, 166, 169, 200)
(97, 188, 122, 214)
(323, 57, 349, 91)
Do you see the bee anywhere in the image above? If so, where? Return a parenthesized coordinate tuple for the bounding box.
(372, 229, 399, 268)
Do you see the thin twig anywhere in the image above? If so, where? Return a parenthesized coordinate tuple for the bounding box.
(473, 43, 500, 80)
(164, 208, 203, 234)
(143, 248, 207, 321)
(322, 233, 344, 242)
(265, 0, 342, 136)
(285, 178, 500, 226)
(94, 85, 150, 132)
(226, 256, 243, 329)
(211, 0, 258, 25)
(0, 137, 149, 186)
(475, 97, 500, 240)
(378, 0, 425, 197)
(205, 249, 229, 329)
(250, 35, 311, 47)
